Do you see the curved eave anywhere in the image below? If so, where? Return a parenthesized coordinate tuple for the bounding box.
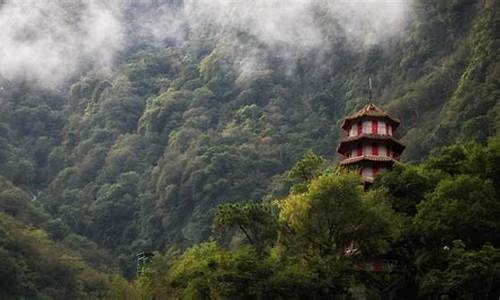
(341, 115, 400, 130)
(340, 103, 401, 130)
(337, 134, 406, 154)
(339, 155, 401, 166)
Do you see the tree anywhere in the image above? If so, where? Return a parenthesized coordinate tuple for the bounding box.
(414, 175, 500, 248)
(287, 151, 325, 193)
(214, 201, 277, 252)
(153, 242, 271, 299)
(373, 165, 438, 216)
(279, 171, 401, 257)
(419, 241, 500, 299)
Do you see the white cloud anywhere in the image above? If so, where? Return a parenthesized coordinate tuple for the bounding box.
(0, 0, 124, 88)
(141, 0, 411, 50)
(134, 0, 412, 77)
(0, 0, 412, 88)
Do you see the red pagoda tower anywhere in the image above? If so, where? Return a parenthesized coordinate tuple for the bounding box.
(337, 103, 405, 182)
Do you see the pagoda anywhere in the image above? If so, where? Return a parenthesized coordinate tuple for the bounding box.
(337, 102, 405, 182)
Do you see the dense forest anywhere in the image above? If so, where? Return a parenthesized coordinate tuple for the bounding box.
(0, 0, 498, 298)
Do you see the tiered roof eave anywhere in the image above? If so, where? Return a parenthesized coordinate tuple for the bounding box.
(339, 155, 402, 166)
(337, 134, 406, 155)
(341, 103, 400, 130)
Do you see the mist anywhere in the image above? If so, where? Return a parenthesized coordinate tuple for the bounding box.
(178, 0, 412, 78)
(0, 0, 123, 88)
(0, 0, 412, 88)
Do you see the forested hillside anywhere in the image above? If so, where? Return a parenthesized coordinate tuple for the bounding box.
(135, 139, 500, 298)
(0, 0, 499, 298)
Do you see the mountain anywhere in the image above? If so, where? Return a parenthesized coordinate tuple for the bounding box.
(0, 0, 498, 288)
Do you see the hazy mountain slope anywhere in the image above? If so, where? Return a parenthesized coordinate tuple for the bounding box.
(0, 0, 498, 276)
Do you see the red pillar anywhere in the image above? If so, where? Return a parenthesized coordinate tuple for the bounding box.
(371, 120, 378, 134)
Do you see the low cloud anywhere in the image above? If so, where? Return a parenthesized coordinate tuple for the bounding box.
(0, 0, 412, 88)
(0, 0, 124, 88)
(136, 0, 411, 48)
(136, 0, 412, 77)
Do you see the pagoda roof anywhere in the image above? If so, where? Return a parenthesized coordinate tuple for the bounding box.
(341, 103, 400, 130)
(337, 134, 406, 154)
(339, 155, 401, 166)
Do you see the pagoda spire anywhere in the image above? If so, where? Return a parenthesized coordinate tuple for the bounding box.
(368, 77, 373, 103)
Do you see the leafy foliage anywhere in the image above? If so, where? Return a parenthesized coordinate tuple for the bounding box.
(135, 138, 500, 299)
(214, 201, 277, 252)
(0, 213, 117, 299)
(280, 171, 400, 257)
(0, 0, 498, 298)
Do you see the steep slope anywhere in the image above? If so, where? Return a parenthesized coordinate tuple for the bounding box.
(0, 176, 124, 299)
(0, 0, 498, 276)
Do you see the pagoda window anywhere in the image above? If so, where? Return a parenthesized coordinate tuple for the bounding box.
(372, 120, 378, 134)
(356, 145, 363, 156)
(363, 121, 371, 134)
(379, 122, 387, 135)
(381, 145, 389, 157)
(363, 144, 371, 155)
(346, 151, 352, 158)
(349, 125, 356, 137)
(371, 143, 378, 156)
(357, 122, 362, 135)
(387, 124, 393, 136)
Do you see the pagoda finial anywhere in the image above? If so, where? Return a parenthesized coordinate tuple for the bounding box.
(368, 77, 373, 103)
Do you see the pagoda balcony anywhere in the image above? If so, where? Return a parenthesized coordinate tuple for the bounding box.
(337, 133, 405, 154)
(339, 155, 401, 166)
